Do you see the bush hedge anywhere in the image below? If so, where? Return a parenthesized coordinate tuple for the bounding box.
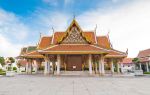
(144, 72, 150, 74)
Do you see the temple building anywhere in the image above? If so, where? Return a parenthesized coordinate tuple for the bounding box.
(19, 19, 127, 75)
(136, 49, 150, 72)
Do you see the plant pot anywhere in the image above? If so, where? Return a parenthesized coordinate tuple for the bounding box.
(6, 71, 15, 77)
(134, 70, 143, 76)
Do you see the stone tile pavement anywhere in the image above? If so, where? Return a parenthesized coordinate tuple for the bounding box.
(0, 75, 150, 95)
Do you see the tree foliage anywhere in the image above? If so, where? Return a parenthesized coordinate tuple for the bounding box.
(9, 57, 15, 63)
(132, 58, 140, 63)
(0, 57, 5, 66)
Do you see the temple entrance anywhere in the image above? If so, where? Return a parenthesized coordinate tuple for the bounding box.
(66, 55, 82, 71)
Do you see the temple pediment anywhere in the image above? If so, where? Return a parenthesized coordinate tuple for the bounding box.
(58, 19, 90, 44)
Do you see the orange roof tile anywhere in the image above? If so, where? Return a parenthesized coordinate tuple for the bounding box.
(37, 36, 52, 49)
(105, 49, 127, 58)
(122, 58, 133, 64)
(82, 31, 96, 44)
(39, 44, 108, 54)
(53, 32, 65, 44)
(139, 57, 150, 63)
(137, 48, 150, 58)
(22, 51, 44, 58)
(97, 36, 111, 49)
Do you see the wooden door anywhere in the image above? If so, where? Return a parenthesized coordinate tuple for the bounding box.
(67, 55, 82, 71)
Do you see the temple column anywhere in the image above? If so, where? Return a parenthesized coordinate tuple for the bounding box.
(101, 55, 105, 75)
(146, 62, 149, 72)
(26, 61, 28, 73)
(57, 54, 61, 75)
(117, 61, 120, 73)
(33, 60, 38, 73)
(26, 59, 32, 74)
(120, 63, 123, 73)
(88, 54, 92, 75)
(44, 55, 50, 75)
(139, 63, 142, 70)
(44, 61, 48, 75)
(110, 59, 114, 74)
(98, 56, 102, 74)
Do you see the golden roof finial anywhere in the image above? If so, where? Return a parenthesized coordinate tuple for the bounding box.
(73, 13, 76, 20)
(39, 32, 42, 38)
(52, 27, 54, 34)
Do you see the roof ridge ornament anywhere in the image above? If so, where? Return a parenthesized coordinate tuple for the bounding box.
(94, 24, 98, 44)
(126, 48, 128, 55)
(40, 32, 42, 38)
(73, 14, 76, 20)
(51, 27, 55, 45)
(107, 30, 113, 48)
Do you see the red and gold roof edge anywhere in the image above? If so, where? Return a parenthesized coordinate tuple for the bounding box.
(19, 19, 127, 59)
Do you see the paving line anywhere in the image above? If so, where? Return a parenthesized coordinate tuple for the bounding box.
(80, 78, 92, 95)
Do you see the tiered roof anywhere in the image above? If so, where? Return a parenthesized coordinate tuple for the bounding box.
(137, 48, 150, 62)
(122, 58, 133, 64)
(19, 19, 127, 58)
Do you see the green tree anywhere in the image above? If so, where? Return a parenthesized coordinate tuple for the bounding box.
(9, 57, 15, 64)
(132, 58, 140, 63)
(0, 57, 5, 66)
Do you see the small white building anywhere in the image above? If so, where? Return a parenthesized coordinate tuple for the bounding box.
(121, 58, 135, 73)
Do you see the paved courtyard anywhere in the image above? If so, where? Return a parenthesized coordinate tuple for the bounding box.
(0, 75, 150, 95)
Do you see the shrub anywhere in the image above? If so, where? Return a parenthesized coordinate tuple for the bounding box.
(0, 70, 6, 75)
(13, 67, 17, 71)
(32, 70, 35, 72)
(21, 71, 26, 72)
(144, 72, 150, 74)
(39, 66, 44, 71)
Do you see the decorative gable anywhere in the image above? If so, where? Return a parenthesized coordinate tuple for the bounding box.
(61, 27, 88, 44)
(58, 19, 91, 44)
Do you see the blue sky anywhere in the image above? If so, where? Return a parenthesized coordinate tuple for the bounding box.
(0, 0, 150, 57)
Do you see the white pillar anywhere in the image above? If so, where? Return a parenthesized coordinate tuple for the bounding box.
(88, 54, 92, 75)
(120, 63, 123, 73)
(117, 62, 120, 73)
(26, 62, 28, 73)
(100, 55, 105, 75)
(98, 56, 102, 74)
(111, 59, 114, 74)
(101, 57, 105, 75)
(146, 62, 149, 72)
(57, 55, 61, 75)
(139, 63, 142, 70)
(27, 59, 32, 74)
(47, 61, 50, 74)
(44, 61, 48, 75)
(33, 60, 38, 73)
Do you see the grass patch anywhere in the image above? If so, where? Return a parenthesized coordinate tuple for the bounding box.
(32, 70, 35, 72)
(0, 71, 6, 75)
(21, 71, 26, 72)
(144, 72, 150, 74)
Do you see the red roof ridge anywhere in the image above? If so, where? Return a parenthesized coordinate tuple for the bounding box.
(122, 58, 134, 64)
(110, 49, 126, 55)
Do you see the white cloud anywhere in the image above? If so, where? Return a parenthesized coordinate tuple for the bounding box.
(0, 34, 22, 57)
(0, 9, 28, 40)
(0, 9, 30, 57)
(77, 0, 150, 57)
(35, 11, 71, 35)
